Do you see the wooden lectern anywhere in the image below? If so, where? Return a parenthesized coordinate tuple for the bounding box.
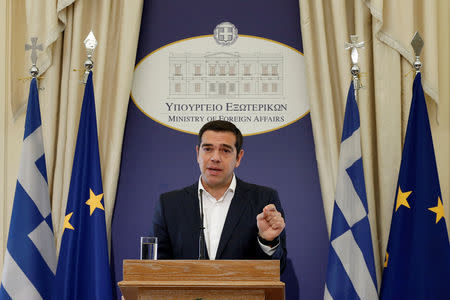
(119, 260, 285, 300)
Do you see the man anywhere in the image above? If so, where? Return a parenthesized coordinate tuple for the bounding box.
(152, 120, 287, 271)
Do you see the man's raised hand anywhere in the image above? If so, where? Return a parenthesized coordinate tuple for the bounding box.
(256, 204, 285, 241)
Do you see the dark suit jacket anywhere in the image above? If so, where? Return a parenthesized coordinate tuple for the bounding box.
(151, 178, 287, 272)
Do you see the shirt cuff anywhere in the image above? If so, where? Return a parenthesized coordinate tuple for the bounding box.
(258, 239, 279, 256)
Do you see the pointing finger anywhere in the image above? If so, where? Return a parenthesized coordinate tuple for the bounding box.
(263, 204, 277, 217)
(264, 204, 277, 213)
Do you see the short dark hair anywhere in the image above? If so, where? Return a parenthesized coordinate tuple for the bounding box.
(198, 120, 243, 155)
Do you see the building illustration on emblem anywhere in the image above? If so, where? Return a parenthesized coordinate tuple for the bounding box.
(168, 22, 283, 100)
(169, 52, 283, 99)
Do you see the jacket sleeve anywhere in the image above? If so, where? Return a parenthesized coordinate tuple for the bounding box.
(255, 189, 287, 273)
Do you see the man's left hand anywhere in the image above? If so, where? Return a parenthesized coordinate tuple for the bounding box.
(256, 204, 285, 241)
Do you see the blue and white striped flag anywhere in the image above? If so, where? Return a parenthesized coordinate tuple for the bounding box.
(0, 78, 56, 300)
(324, 82, 378, 300)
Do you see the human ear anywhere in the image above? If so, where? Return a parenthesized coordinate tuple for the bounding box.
(235, 149, 244, 168)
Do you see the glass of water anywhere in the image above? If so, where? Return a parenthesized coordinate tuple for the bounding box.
(140, 237, 158, 260)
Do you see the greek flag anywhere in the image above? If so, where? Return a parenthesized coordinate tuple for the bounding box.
(0, 78, 57, 299)
(324, 82, 378, 300)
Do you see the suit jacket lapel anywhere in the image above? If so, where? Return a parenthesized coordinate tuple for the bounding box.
(215, 179, 249, 258)
(182, 183, 201, 236)
(183, 182, 200, 220)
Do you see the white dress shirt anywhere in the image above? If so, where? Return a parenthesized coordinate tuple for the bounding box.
(198, 174, 277, 260)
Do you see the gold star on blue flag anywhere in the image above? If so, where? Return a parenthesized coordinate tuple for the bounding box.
(380, 73, 450, 299)
(53, 71, 113, 300)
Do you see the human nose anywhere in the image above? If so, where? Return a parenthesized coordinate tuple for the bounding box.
(210, 149, 221, 162)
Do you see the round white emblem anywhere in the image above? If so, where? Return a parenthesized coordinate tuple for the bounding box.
(213, 22, 238, 46)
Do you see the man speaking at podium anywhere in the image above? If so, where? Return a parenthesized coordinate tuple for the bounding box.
(152, 120, 287, 272)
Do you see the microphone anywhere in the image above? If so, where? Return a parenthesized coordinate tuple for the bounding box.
(198, 189, 206, 260)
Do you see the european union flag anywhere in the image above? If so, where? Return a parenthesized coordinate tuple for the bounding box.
(324, 82, 378, 300)
(53, 72, 113, 300)
(379, 72, 450, 299)
(0, 78, 57, 299)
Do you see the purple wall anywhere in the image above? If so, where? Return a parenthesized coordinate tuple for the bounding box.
(111, 1, 329, 299)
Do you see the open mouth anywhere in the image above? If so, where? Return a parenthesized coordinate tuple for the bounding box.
(207, 167, 222, 175)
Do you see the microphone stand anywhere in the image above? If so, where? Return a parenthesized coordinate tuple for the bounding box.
(198, 189, 206, 260)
